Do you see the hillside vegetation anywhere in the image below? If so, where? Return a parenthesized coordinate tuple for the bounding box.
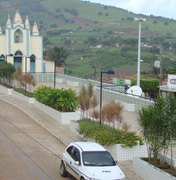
(0, 0, 176, 77)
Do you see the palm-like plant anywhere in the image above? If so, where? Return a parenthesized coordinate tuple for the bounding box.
(138, 104, 163, 162)
(47, 46, 68, 67)
(46, 46, 68, 88)
(138, 94, 176, 166)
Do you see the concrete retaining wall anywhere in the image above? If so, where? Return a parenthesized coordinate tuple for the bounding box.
(0, 86, 80, 124)
(107, 143, 148, 161)
(133, 158, 176, 180)
(34, 100, 80, 124)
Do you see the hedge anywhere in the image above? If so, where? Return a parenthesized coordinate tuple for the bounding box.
(33, 85, 79, 112)
(79, 119, 143, 147)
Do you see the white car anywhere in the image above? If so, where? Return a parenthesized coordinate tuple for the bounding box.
(60, 141, 125, 180)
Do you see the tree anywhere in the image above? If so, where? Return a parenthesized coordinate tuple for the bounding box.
(47, 46, 68, 88)
(14, 67, 36, 92)
(0, 61, 15, 87)
(138, 97, 165, 162)
(14, 67, 24, 88)
(47, 46, 68, 67)
(138, 94, 176, 166)
(87, 37, 98, 46)
(25, 72, 36, 91)
(131, 77, 159, 99)
(79, 85, 91, 118)
(102, 101, 123, 127)
(78, 83, 98, 119)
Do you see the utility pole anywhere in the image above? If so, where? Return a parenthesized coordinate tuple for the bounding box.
(54, 60, 56, 88)
(159, 46, 163, 95)
(25, 56, 27, 93)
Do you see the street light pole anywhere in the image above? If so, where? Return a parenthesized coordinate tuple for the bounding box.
(99, 70, 114, 125)
(54, 60, 56, 88)
(159, 46, 163, 95)
(25, 56, 27, 93)
(137, 20, 141, 87)
(100, 71, 103, 125)
(135, 18, 146, 87)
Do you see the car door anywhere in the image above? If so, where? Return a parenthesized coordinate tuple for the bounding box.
(70, 147, 81, 179)
(64, 146, 75, 176)
(65, 146, 81, 179)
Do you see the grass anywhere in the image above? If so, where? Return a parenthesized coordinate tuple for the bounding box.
(1, 0, 176, 77)
(79, 119, 143, 147)
(65, 46, 155, 77)
(14, 88, 34, 97)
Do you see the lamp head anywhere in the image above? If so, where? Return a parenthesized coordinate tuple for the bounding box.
(101, 69, 115, 75)
(107, 70, 115, 75)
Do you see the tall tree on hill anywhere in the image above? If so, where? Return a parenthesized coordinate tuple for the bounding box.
(47, 46, 69, 88)
(47, 46, 68, 67)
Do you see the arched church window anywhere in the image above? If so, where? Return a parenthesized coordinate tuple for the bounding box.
(14, 29, 23, 43)
(30, 54, 36, 62)
(14, 50, 23, 57)
(0, 54, 5, 61)
(14, 51, 22, 69)
(30, 54, 36, 72)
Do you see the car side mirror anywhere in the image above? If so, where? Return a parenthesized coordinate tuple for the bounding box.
(74, 161, 80, 166)
(115, 160, 118, 164)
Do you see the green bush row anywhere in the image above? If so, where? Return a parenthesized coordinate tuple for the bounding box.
(33, 85, 79, 112)
(79, 119, 143, 147)
(131, 77, 159, 92)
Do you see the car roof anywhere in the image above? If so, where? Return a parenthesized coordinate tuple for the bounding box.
(72, 142, 106, 152)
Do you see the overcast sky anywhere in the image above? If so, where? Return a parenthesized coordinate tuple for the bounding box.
(84, 0, 176, 20)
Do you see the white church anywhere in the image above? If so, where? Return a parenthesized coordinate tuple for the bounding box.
(0, 10, 53, 73)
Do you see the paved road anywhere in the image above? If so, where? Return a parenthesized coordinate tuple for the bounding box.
(0, 87, 144, 180)
(0, 99, 74, 180)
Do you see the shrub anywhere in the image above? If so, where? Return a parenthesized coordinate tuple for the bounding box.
(102, 101, 123, 125)
(138, 94, 176, 165)
(33, 85, 79, 112)
(78, 83, 98, 119)
(94, 130, 118, 146)
(55, 88, 79, 112)
(79, 119, 101, 137)
(131, 77, 159, 98)
(0, 61, 15, 87)
(79, 119, 143, 147)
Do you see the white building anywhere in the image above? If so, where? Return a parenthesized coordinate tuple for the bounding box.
(160, 74, 176, 96)
(0, 10, 53, 73)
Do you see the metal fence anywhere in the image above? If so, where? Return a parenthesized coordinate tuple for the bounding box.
(32, 73, 154, 111)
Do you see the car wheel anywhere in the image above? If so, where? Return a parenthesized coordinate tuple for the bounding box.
(60, 161, 68, 177)
(80, 177, 85, 180)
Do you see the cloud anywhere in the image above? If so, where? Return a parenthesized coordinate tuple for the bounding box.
(115, 0, 176, 19)
(87, 0, 176, 19)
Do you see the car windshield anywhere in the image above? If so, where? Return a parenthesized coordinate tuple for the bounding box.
(82, 151, 116, 166)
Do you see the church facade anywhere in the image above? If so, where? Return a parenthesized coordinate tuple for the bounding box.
(0, 10, 53, 73)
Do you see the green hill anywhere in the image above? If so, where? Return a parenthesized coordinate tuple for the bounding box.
(0, 0, 176, 78)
